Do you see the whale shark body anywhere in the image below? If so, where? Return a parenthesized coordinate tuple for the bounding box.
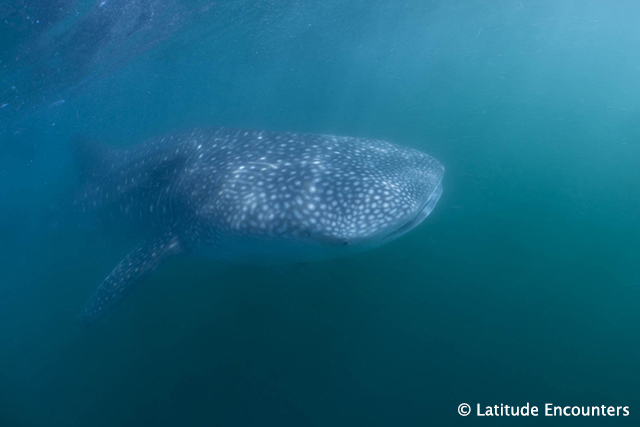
(75, 128, 444, 322)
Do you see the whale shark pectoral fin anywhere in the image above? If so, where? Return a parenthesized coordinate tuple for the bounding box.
(78, 232, 182, 324)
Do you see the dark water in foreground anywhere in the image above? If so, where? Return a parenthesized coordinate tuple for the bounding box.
(1, 1, 639, 425)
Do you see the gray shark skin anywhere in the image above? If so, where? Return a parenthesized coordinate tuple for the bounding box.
(75, 128, 444, 322)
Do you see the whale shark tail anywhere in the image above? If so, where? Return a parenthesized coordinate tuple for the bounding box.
(39, 137, 117, 233)
(71, 135, 118, 182)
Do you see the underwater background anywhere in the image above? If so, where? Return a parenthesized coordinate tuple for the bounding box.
(1, 0, 639, 425)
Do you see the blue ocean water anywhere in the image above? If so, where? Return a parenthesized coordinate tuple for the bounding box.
(1, 0, 639, 425)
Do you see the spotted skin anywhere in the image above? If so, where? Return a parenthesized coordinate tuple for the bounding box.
(76, 127, 444, 322)
(79, 232, 181, 321)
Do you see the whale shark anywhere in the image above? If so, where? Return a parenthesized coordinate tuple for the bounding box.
(74, 128, 444, 322)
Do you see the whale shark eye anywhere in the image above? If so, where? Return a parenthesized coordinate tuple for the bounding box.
(313, 234, 351, 246)
(299, 229, 312, 239)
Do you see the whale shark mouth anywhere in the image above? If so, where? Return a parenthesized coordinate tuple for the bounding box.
(382, 182, 443, 243)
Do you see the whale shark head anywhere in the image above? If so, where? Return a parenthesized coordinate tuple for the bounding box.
(191, 132, 444, 262)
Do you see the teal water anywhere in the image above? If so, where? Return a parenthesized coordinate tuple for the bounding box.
(1, 1, 639, 425)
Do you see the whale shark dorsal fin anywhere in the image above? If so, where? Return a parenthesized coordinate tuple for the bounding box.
(79, 232, 182, 323)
